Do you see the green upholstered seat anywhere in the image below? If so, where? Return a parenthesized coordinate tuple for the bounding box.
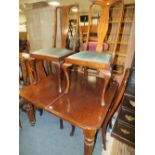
(33, 48, 74, 58)
(67, 51, 112, 64)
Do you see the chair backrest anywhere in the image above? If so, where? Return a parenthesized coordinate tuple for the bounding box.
(19, 53, 32, 85)
(19, 53, 47, 85)
(102, 68, 131, 128)
(54, 3, 79, 51)
(83, 0, 123, 55)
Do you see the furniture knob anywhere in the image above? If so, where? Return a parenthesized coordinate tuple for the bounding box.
(120, 128, 130, 135)
(129, 100, 135, 107)
(125, 114, 135, 122)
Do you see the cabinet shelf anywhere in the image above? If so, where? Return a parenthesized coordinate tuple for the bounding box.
(108, 4, 134, 76)
(108, 51, 127, 57)
(122, 20, 133, 23)
(107, 41, 128, 45)
(109, 20, 120, 23)
(109, 20, 133, 24)
(107, 32, 130, 35)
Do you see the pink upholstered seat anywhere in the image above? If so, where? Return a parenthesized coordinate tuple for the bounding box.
(88, 42, 108, 52)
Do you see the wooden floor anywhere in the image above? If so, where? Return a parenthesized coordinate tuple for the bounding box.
(102, 136, 135, 155)
(101, 115, 135, 155)
(110, 139, 134, 155)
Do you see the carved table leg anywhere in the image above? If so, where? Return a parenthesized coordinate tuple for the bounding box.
(25, 102, 36, 126)
(83, 130, 96, 155)
(100, 69, 111, 106)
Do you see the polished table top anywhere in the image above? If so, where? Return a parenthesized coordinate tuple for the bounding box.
(20, 72, 118, 130)
(31, 48, 75, 62)
(46, 73, 118, 130)
(19, 75, 63, 109)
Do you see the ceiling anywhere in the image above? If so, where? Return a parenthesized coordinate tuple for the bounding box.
(19, 0, 135, 14)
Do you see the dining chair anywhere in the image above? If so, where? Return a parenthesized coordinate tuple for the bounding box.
(45, 3, 80, 75)
(101, 68, 131, 150)
(19, 53, 46, 126)
(29, 3, 80, 132)
(64, 0, 124, 136)
(80, 0, 123, 75)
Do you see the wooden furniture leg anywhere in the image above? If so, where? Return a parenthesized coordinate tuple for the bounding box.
(84, 67, 88, 76)
(60, 119, 64, 129)
(109, 119, 112, 129)
(39, 109, 43, 116)
(101, 125, 107, 150)
(70, 125, 75, 136)
(19, 119, 22, 129)
(62, 63, 72, 94)
(100, 69, 111, 106)
(101, 119, 112, 150)
(55, 62, 62, 93)
(25, 102, 36, 126)
(83, 130, 96, 155)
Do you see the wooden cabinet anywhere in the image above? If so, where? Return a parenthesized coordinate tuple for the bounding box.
(106, 4, 135, 74)
(111, 67, 135, 147)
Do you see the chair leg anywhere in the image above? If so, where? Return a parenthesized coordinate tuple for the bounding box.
(101, 126, 107, 150)
(60, 119, 64, 129)
(39, 109, 43, 116)
(83, 67, 88, 76)
(19, 119, 22, 129)
(70, 125, 75, 136)
(25, 103, 36, 126)
(109, 119, 112, 129)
